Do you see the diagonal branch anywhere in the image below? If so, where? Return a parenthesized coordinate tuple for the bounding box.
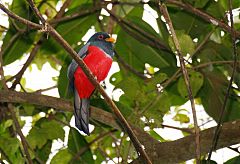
(8, 104, 32, 164)
(158, 2, 200, 163)
(8, 0, 73, 89)
(10, 41, 41, 89)
(207, 0, 238, 161)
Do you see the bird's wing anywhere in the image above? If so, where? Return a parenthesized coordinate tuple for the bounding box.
(67, 43, 90, 92)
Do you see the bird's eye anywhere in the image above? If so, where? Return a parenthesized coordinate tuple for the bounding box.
(98, 35, 104, 39)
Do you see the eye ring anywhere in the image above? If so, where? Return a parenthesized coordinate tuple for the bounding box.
(98, 35, 104, 39)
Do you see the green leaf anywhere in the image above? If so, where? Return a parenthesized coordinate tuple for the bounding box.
(0, 136, 24, 163)
(2, 30, 36, 65)
(225, 155, 240, 164)
(194, 0, 210, 8)
(177, 71, 204, 98)
(170, 11, 211, 39)
(168, 31, 195, 56)
(27, 118, 64, 149)
(199, 69, 240, 121)
(148, 129, 165, 142)
(116, 29, 170, 72)
(173, 113, 190, 123)
(68, 128, 94, 163)
(22, 104, 35, 115)
(35, 140, 52, 162)
(51, 149, 72, 164)
(58, 65, 70, 98)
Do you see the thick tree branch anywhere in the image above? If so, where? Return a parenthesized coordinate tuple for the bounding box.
(0, 90, 157, 146)
(1, 90, 240, 163)
(132, 119, 240, 163)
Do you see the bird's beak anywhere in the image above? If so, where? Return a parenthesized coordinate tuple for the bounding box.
(105, 37, 116, 43)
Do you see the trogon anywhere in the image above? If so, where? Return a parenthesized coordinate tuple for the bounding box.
(67, 32, 115, 135)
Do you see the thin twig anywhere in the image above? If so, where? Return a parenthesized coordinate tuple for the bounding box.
(158, 2, 200, 163)
(0, 147, 11, 163)
(0, 4, 42, 29)
(207, 0, 238, 161)
(8, 104, 32, 164)
(161, 124, 194, 134)
(105, 8, 171, 53)
(10, 41, 41, 89)
(8, 0, 73, 88)
(0, 31, 21, 87)
(25, 1, 151, 163)
(35, 85, 57, 93)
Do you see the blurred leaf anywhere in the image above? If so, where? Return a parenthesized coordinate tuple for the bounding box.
(22, 104, 35, 115)
(2, 30, 36, 65)
(173, 113, 190, 123)
(194, 0, 210, 8)
(27, 118, 64, 149)
(170, 11, 210, 39)
(68, 128, 94, 163)
(51, 149, 72, 164)
(116, 29, 170, 72)
(35, 140, 52, 162)
(168, 31, 195, 56)
(148, 129, 165, 142)
(225, 156, 240, 164)
(0, 136, 24, 163)
(177, 71, 204, 98)
(58, 65, 70, 98)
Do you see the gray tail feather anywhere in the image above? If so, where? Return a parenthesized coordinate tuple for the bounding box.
(74, 89, 90, 135)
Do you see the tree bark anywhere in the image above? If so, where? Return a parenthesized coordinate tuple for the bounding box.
(0, 90, 240, 163)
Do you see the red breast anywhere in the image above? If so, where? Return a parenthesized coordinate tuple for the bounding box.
(74, 46, 113, 98)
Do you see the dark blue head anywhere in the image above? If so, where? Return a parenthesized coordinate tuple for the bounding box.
(87, 32, 115, 58)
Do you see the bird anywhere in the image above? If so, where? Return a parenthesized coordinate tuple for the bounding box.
(67, 32, 115, 135)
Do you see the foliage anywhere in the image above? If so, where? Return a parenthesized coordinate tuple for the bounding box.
(0, 0, 240, 163)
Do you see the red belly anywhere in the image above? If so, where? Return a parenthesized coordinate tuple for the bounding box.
(74, 46, 112, 98)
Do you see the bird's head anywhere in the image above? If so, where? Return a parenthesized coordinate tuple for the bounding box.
(87, 32, 115, 57)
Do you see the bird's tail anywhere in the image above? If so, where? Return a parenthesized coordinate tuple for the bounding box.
(74, 89, 90, 135)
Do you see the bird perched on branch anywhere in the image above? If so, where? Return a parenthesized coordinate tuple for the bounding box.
(67, 32, 115, 135)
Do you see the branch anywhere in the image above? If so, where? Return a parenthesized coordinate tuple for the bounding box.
(9, 41, 41, 89)
(132, 119, 240, 163)
(166, 0, 240, 38)
(25, 0, 151, 162)
(1, 90, 240, 163)
(158, 2, 200, 163)
(0, 90, 157, 148)
(0, 4, 42, 29)
(48, 7, 100, 24)
(207, 0, 238, 161)
(8, 104, 32, 164)
(105, 8, 171, 53)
